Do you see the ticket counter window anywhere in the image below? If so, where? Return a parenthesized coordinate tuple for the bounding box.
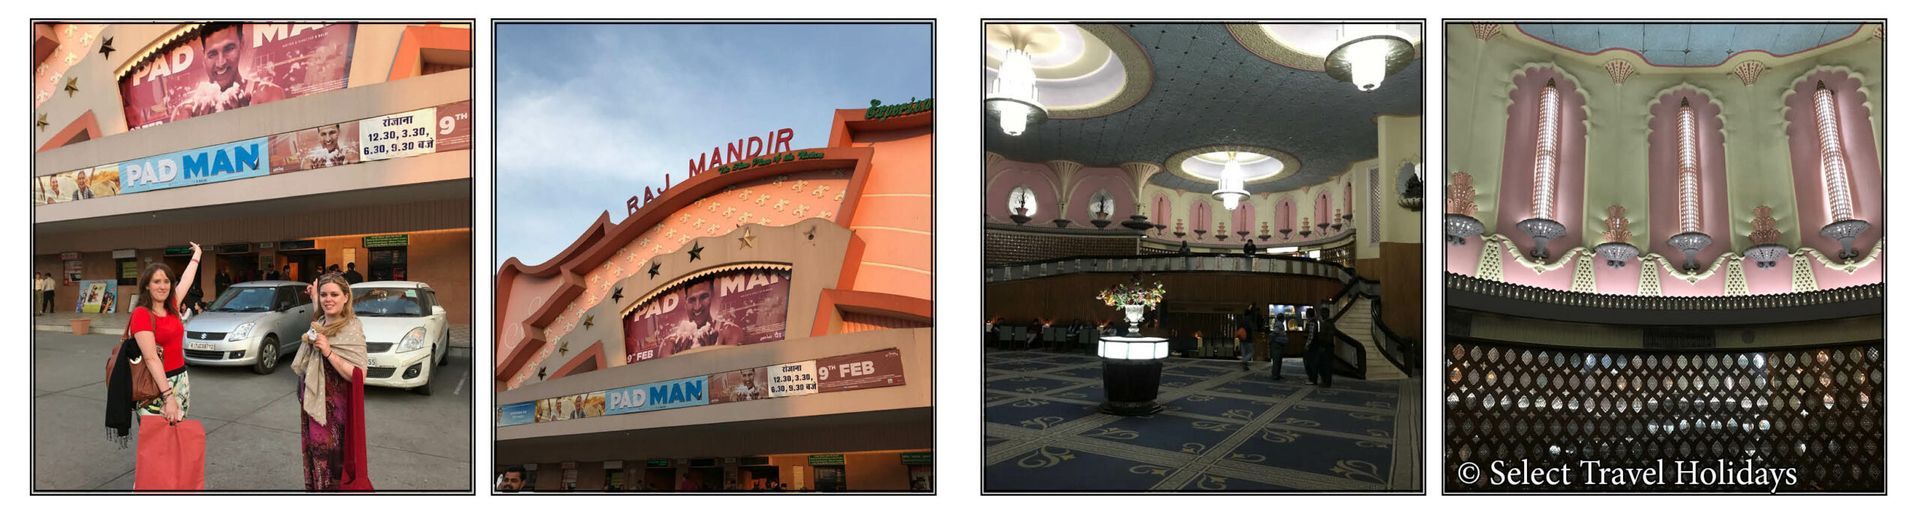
(686, 465, 723, 491)
(369, 248, 408, 281)
(641, 467, 674, 491)
(909, 466, 933, 491)
(812, 465, 846, 492)
(604, 469, 626, 492)
(740, 465, 778, 491)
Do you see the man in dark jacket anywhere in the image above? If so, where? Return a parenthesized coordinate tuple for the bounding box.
(343, 262, 365, 284)
(1267, 314, 1290, 380)
(1304, 303, 1335, 386)
(1238, 304, 1261, 371)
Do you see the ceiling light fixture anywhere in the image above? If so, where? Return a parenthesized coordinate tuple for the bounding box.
(1212, 152, 1250, 211)
(1811, 80, 1870, 260)
(986, 46, 1048, 136)
(1325, 26, 1415, 92)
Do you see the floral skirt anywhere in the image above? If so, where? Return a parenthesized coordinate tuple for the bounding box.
(299, 368, 351, 491)
(137, 370, 190, 418)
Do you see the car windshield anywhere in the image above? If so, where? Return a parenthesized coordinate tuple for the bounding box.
(353, 287, 428, 317)
(209, 287, 278, 312)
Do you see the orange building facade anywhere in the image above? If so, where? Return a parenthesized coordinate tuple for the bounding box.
(494, 101, 933, 492)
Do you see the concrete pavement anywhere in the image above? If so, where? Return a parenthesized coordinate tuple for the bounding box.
(34, 330, 473, 491)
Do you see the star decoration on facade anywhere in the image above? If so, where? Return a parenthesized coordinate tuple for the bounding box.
(738, 227, 757, 249)
(647, 261, 661, 278)
(64, 78, 79, 97)
(611, 286, 624, 302)
(557, 340, 570, 355)
(36, 114, 48, 131)
(688, 242, 704, 261)
(98, 37, 115, 59)
(582, 315, 594, 329)
(537, 366, 548, 380)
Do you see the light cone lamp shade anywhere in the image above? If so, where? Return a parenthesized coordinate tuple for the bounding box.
(1212, 155, 1250, 210)
(987, 47, 1047, 136)
(1326, 34, 1414, 92)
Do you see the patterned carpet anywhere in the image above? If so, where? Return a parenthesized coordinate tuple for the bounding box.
(984, 350, 1421, 492)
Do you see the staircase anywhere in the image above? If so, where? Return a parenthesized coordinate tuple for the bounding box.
(1333, 292, 1408, 381)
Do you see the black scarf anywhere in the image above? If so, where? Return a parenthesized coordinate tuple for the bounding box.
(104, 339, 140, 446)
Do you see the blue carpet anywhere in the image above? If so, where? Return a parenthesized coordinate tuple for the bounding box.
(1162, 393, 1280, 421)
(984, 398, 1101, 429)
(986, 375, 1084, 394)
(1080, 414, 1246, 455)
(1039, 366, 1105, 380)
(985, 446, 1179, 492)
(1226, 427, 1394, 485)
(984, 349, 1417, 491)
(1182, 473, 1301, 491)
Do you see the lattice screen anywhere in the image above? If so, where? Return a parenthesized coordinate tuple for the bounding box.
(1445, 340, 1885, 492)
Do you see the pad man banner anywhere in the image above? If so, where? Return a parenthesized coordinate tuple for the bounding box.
(624, 268, 792, 364)
(120, 23, 356, 130)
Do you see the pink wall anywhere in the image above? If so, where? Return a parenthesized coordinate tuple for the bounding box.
(1343, 182, 1353, 219)
(1314, 192, 1330, 228)
(1591, 260, 1640, 295)
(1496, 67, 1589, 259)
(1274, 198, 1298, 241)
(1656, 265, 1729, 296)
(1647, 88, 1732, 266)
(1187, 199, 1214, 239)
(1153, 193, 1173, 237)
(1498, 250, 1577, 288)
(1232, 202, 1254, 236)
(1741, 259, 1794, 295)
(1807, 248, 1884, 289)
(1062, 167, 1138, 228)
(1444, 235, 1484, 275)
(1786, 70, 1884, 258)
(984, 161, 1059, 224)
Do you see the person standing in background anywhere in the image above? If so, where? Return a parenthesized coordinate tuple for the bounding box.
(35, 273, 53, 315)
(342, 262, 364, 284)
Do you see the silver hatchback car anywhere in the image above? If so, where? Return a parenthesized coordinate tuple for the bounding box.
(182, 281, 314, 374)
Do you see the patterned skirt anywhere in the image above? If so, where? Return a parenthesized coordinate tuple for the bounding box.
(137, 370, 190, 417)
(299, 368, 352, 491)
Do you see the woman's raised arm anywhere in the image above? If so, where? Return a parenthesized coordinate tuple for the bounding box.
(173, 242, 202, 307)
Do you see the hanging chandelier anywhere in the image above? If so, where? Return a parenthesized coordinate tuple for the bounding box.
(1212, 152, 1250, 210)
(1324, 26, 1415, 92)
(986, 46, 1048, 136)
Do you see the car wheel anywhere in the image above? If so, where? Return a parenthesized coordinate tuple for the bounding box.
(412, 358, 434, 396)
(253, 335, 279, 375)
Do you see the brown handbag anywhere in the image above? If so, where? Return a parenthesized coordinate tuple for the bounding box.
(106, 308, 164, 405)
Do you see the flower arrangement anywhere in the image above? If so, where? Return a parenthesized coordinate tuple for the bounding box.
(1096, 281, 1166, 310)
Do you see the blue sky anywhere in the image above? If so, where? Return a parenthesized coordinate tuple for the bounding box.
(494, 23, 932, 268)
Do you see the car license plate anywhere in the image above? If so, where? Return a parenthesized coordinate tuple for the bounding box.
(187, 342, 215, 351)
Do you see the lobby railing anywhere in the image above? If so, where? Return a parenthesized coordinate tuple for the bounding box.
(985, 254, 1357, 284)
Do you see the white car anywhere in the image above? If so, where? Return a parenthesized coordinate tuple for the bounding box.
(351, 281, 451, 395)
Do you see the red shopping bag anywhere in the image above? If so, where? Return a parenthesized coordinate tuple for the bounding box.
(135, 416, 206, 491)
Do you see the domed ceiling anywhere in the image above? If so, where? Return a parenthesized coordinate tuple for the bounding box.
(984, 23, 1422, 194)
(1515, 23, 1866, 67)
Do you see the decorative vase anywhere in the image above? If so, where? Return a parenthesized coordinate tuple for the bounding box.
(1124, 304, 1145, 335)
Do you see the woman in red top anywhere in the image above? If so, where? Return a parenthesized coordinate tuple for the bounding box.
(132, 242, 201, 422)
